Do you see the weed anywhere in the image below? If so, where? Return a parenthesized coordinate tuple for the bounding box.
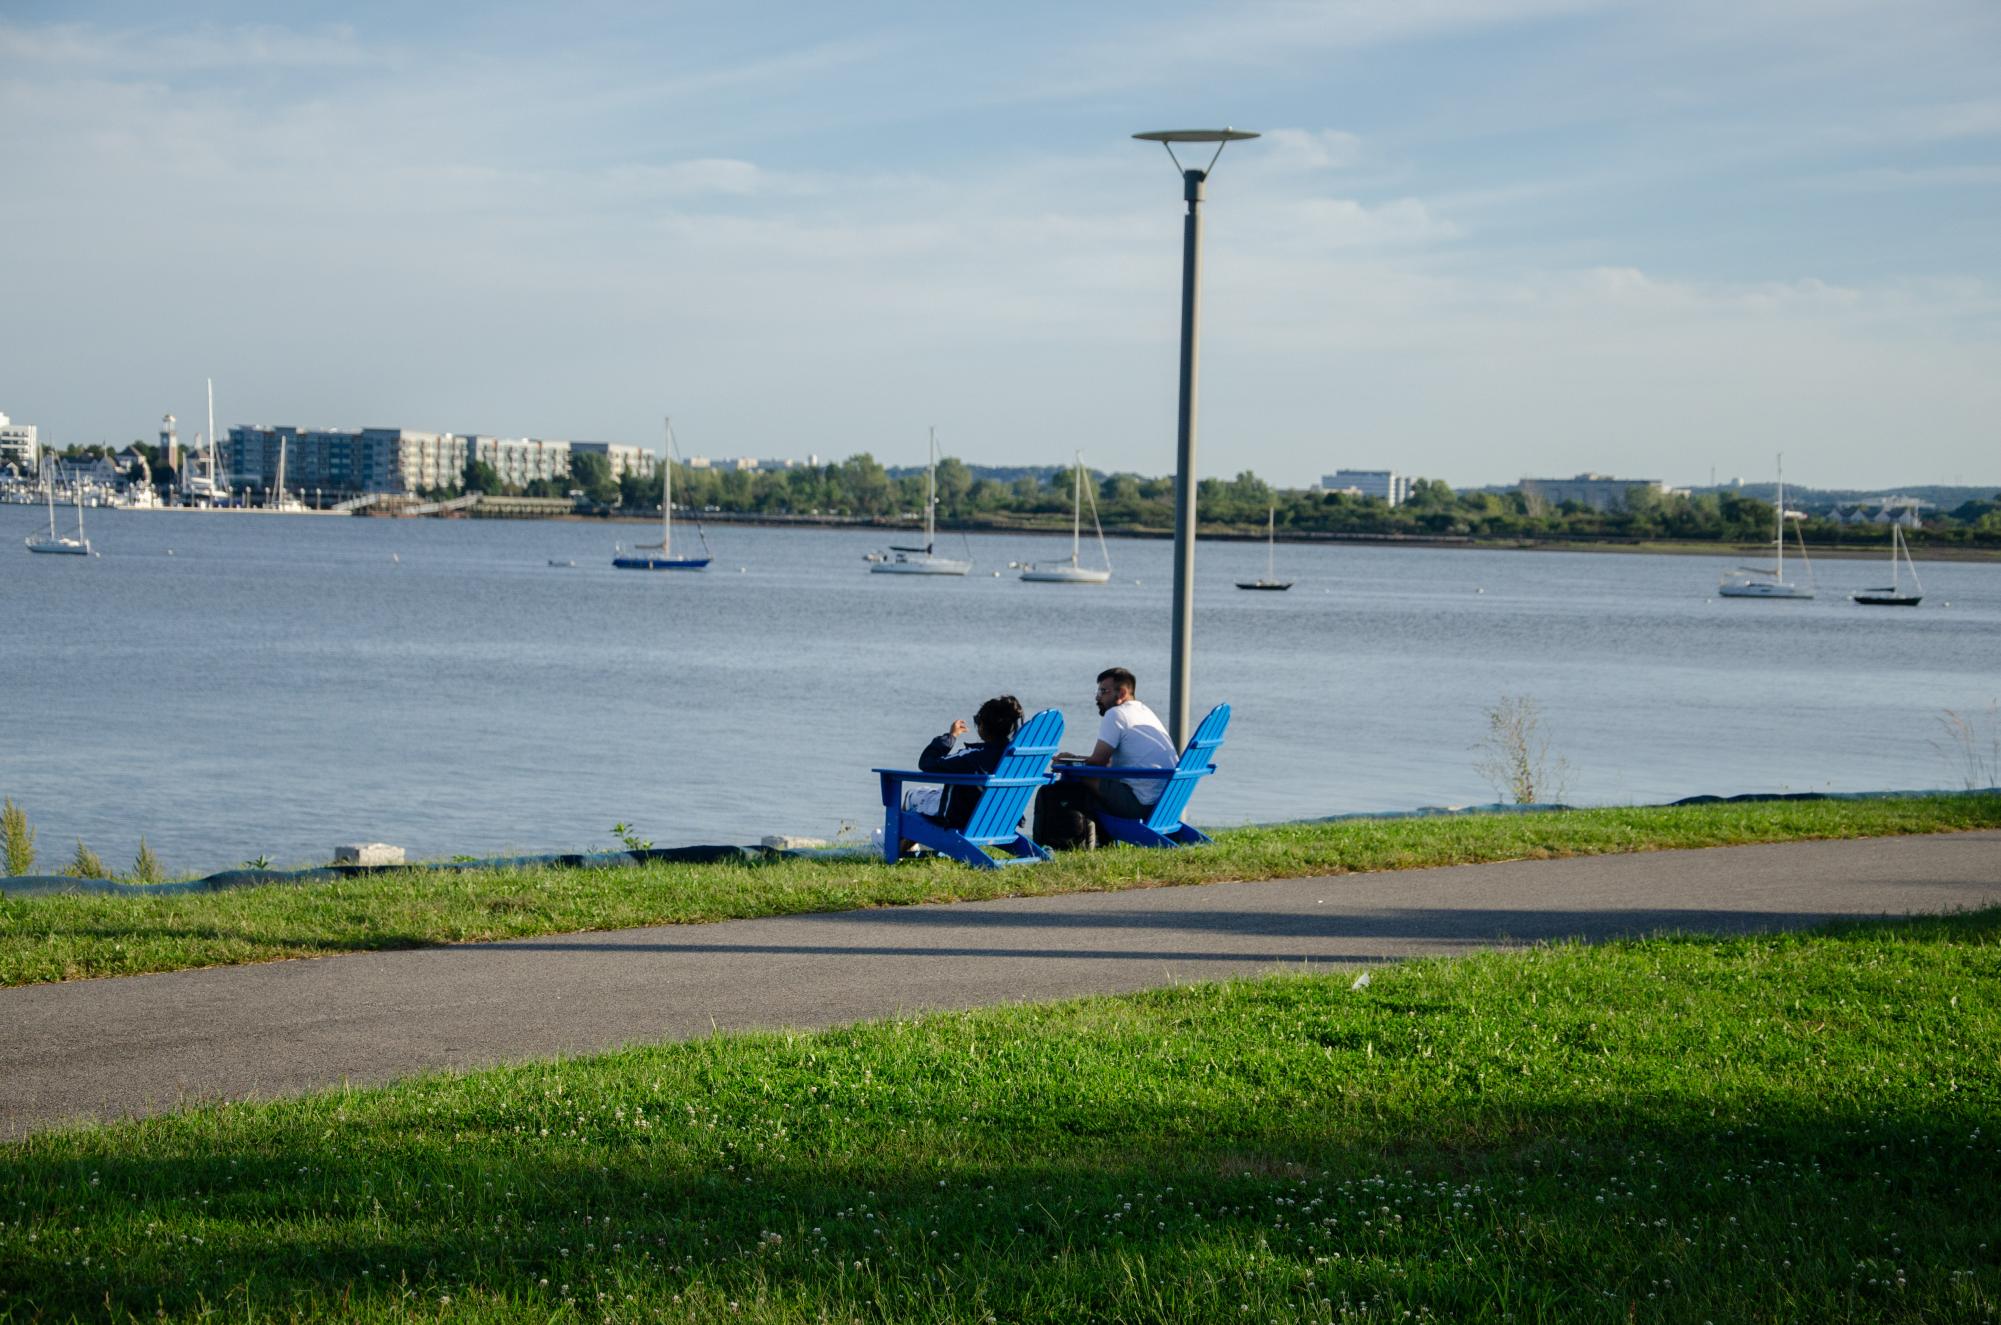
(611, 822, 653, 852)
(1, 797, 33, 876)
(1933, 700, 2001, 789)
(1473, 693, 1571, 804)
(62, 839, 107, 880)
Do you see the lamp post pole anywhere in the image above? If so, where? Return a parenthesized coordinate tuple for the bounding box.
(1135, 128, 1257, 750)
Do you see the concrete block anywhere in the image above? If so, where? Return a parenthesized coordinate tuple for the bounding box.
(334, 843, 406, 867)
(761, 835, 831, 850)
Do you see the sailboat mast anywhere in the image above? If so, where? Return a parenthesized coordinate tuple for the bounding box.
(1775, 454, 1785, 581)
(207, 378, 219, 503)
(926, 427, 937, 553)
(1071, 453, 1083, 567)
(661, 418, 673, 559)
(1267, 505, 1276, 579)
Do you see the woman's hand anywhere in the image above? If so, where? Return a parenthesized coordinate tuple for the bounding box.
(949, 718, 969, 739)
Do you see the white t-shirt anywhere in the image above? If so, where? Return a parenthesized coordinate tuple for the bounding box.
(1097, 699, 1178, 805)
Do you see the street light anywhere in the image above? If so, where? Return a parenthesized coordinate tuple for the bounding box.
(1133, 127, 1258, 749)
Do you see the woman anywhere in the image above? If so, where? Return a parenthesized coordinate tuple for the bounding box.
(901, 695, 1026, 846)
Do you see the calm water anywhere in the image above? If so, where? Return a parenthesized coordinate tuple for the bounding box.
(3, 506, 1997, 876)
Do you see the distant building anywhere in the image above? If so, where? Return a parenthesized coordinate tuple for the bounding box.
(465, 436, 568, 489)
(0, 412, 39, 472)
(1518, 473, 1668, 513)
(1831, 498, 1925, 528)
(1320, 469, 1410, 506)
(568, 441, 658, 481)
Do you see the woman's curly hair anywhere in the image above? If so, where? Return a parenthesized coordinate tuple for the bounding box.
(974, 694, 1026, 745)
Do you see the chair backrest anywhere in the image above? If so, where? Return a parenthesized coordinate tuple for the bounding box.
(962, 708, 1065, 843)
(1145, 703, 1231, 830)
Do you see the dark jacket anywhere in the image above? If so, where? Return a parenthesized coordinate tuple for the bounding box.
(918, 733, 1006, 830)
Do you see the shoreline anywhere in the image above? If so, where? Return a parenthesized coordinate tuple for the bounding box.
(49, 503, 2001, 561)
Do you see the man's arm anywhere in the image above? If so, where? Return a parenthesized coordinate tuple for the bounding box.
(1082, 739, 1116, 767)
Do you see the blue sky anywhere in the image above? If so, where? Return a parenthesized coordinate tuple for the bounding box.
(2, 1, 1996, 487)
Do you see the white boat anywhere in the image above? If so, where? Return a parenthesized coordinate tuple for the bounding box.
(1021, 451, 1112, 584)
(871, 428, 969, 576)
(1236, 504, 1294, 591)
(1852, 523, 1924, 607)
(25, 463, 92, 556)
(1719, 455, 1814, 599)
(613, 418, 712, 571)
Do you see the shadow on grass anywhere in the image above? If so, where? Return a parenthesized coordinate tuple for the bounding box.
(5, 1092, 1996, 1319)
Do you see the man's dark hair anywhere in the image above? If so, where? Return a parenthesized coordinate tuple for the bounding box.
(1097, 667, 1137, 696)
(975, 695, 1026, 745)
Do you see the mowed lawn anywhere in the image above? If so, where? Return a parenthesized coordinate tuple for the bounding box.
(3, 907, 1997, 1323)
(3, 794, 1998, 986)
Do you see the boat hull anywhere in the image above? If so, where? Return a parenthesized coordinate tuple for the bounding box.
(25, 538, 90, 556)
(871, 557, 970, 576)
(612, 556, 711, 572)
(1236, 579, 1293, 591)
(1718, 582, 1813, 599)
(1021, 566, 1111, 584)
(1852, 593, 1922, 606)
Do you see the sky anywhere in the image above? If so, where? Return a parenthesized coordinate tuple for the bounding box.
(1, 1, 1997, 489)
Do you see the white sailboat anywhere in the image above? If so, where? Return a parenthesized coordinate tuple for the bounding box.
(1719, 455, 1814, 599)
(613, 418, 712, 571)
(1852, 523, 1924, 607)
(871, 428, 969, 576)
(1021, 452, 1112, 584)
(25, 462, 92, 556)
(1236, 504, 1293, 591)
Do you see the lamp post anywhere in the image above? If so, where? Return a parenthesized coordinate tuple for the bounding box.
(1133, 127, 1258, 749)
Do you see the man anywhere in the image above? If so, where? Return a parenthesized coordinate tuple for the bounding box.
(1037, 667, 1179, 846)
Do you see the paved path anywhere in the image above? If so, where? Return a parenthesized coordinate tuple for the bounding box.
(5, 831, 1997, 1138)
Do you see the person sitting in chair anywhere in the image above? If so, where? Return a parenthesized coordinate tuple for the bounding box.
(899, 695, 1027, 853)
(1037, 667, 1177, 847)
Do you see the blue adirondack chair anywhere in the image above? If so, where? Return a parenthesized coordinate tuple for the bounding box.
(873, 709, 1065, 869)
(1054, 702, 1230, 848)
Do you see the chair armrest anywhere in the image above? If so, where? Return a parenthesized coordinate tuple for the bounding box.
(873, 768, 1050, 786)
(1053, 764, 1213, 782)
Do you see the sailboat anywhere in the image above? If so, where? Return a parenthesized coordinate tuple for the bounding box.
(1719, 456, 1814, 599)
(1021, 452, 1112, 584)
(871, 428, 969, 575)
(1236, 504, 1293, 591)
(25, 462, 92, 556)
(613, 418, 712, 571)
(1852, 523, 1924, 606)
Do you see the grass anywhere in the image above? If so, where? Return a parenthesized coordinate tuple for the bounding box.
(3, 907, 1997, 1322)
(2, 794, 1997, 988)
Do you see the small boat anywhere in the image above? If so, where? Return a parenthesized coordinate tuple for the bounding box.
(1720, 455, 1814, 599)
(871, 428, 969, 576)
(614, 418, 711, 572)
(1021, 451, 1112, 584)
(1852, 523, 1924, 606)
(1236, 504, 1293, 590)
(24, 463, 92, 556)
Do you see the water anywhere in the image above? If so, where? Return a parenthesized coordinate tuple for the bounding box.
(3, 506, 1997, 876)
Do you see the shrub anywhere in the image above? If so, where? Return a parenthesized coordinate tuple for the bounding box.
(1, 798, 33, 876)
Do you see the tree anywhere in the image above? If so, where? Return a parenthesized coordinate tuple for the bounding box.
(462, 457, 507, 495)
(934, 456, 972, 516)
(1, 797, 33, 875)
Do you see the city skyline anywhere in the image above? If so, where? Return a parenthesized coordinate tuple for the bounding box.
(3, 1, 1997, 489)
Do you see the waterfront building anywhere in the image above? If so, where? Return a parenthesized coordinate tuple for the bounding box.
(227, 426, 459, 495)
(1321, 469, 1410, 507)
(1831, 498, 1926, 528)
(1518, 472, 1669, 513)
(0, 413, 39, 473)
(568, 440, 657, 481)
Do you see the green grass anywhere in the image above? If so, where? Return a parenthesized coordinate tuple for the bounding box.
(4, 908, 1997, 1322)
(3, 795, 1997, 988)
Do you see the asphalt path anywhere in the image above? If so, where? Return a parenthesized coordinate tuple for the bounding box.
(5, 831, 1997, 1138)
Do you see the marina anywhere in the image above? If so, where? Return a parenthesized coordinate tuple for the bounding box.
(4, 507, 1996, 878)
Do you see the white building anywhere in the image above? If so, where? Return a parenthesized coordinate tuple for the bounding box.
(1518, 472, 1668, 513)
(568, 441, 658, 481)
(0, 413, 39, 473)
(1321, 469, 1410, 507)
(1831, 498, 1925, 528)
